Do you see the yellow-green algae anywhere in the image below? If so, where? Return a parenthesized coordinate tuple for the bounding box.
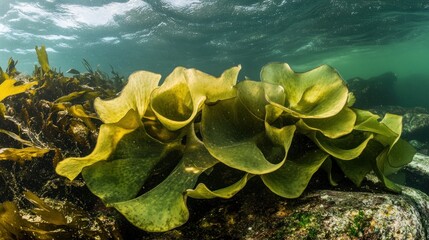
(55, 62, 416, 232)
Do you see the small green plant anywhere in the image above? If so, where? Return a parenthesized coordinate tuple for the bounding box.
(55, 62, 415, 232)
(349, 210, 367, 237)
(296, 212, 312, 227)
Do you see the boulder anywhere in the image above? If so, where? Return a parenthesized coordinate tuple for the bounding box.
(398, 153, 429, 194)
(138, 153, 429, 239)
(139, 178, 429, 240)
(347, 72, 398, 108)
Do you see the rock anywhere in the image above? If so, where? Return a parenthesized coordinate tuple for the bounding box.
(401, 186, 429, 238)
(137, 152, 429, 239)
(347, 72, 429, 110)
(399, 110, 429, 154)
(397, 153, 429, 195)
(369, 105, 428, 116)
(138, 178, 429, 240)
(406, 153, 429, 177)
(402, 113, 429, 141)
(347, 72, 398, 108)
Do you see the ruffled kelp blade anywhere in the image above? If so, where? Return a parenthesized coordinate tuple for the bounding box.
(354, 109, 416, 168)
(350, 109, 415, 191)
(378, 113, 415, 168)
(374, 148, 402, 192)
(261, 62, 349, 119)
(236, 80, 285, 120)
(369, 138, 415, 193)
(55, 110, 142, 180)
(296, 107, 356, 138)
(108, 126, 219, 232)
(151, 66, 240, 131)
(56, 71, 162, 179)
(80, 121, 221, 232)
(187, 173, 254, 199)
(261, 150, 329, 198)
(81, 126, 176, 203)
(334, 140, 381, 187)
(385, 138, 416, 172)
(310, 131, 374, 160)
(94, 70, 161, 123)
(202, 96, 295, 175)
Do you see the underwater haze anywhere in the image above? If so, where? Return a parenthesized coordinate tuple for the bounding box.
(1, 0, 429, 107)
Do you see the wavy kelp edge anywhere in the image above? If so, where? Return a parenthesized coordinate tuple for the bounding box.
(55, 62, 415, 232)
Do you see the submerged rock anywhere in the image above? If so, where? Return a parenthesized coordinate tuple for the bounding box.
(138, 178, 429, 240)
(136, 155, 429, 239)
(398, 153, 429, 195)
(347, 72, 398, 108)
(406, 153, 429, 177)
(402, 112, 429, 142)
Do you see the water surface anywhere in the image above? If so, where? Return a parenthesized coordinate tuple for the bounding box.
(1, 0, 429, 106)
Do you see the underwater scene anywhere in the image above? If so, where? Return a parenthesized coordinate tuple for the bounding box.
(1, 0, 429, 239)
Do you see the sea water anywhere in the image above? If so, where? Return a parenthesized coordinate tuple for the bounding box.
(1, 1, 429, 181)
(1, 1, 428, 90)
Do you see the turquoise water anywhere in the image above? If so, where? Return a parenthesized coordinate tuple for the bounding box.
(1, 0, 429, 107)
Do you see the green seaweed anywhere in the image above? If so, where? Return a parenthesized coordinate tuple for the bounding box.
(348, 210, 368, 237)
(55, 61, 416, 232)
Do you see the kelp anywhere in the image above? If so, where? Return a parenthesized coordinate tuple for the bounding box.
(33, 46, 121, 102)
(0, 147, 50, 162)
(0, 47, 128, 238)
(6, 58, 19, 77)
(0, 191, 119, 239)
(0, 46, 125, 163)
(55, 62, 416, 232)
(0, 61, 43, 162)
(35, 46, 50, 74)
(0, 201, 23, 240)
(0, 72, 38, 102)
